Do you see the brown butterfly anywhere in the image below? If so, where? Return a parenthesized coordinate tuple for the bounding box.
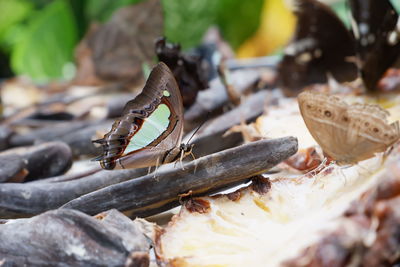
(93, 62, 191, 170)
(298, 91, 400, 164)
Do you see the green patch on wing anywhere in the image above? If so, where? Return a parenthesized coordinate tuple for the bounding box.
(163, 90, 170, 97)
(124, 104, 171, 153)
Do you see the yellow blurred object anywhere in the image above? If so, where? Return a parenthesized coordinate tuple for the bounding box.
(237, 0, 296, 58)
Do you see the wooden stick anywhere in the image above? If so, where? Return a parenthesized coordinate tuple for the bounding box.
(0, 167, 146, 218)
(62, 137, 298, 217)
(184, 69, 260, 131)
(0, 209, 151, 266)
(191, 90, 268, 158)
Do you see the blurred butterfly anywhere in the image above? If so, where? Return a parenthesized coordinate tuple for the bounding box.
(298, 90, 400, 165)
(348, 0, 400, 90)
(93, 62, 192, 170)
(278, 0, 400, 93)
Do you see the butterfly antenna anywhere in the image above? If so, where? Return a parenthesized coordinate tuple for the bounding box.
(186, 112, 210, 145)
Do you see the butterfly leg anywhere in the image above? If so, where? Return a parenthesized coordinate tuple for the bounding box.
(337, 166, 348, 186)
(147, 166, 153, 175)
(193, 161, 199, 174)
(310, 157, 330, 184)
(381, 148, 394, 165)
(189, 151, 196, 161)
(152, 158, 160, 181)
(118, 158, 126, 169)
(179, 151, 185, 170)
(188, 147, 199, 173)
(309, 157, 327, 175)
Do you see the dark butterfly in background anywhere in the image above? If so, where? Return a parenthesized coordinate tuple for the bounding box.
(278, 0, 400, 93)
(348, 0, 400, 90)
(93, 62, 191, 170)
(155, 37, 209, 109)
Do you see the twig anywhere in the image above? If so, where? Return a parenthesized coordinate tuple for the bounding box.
(62, 137, 298, 217)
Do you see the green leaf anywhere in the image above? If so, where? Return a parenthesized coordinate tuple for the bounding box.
(216, 0, 263, 49)
(163, 0, 263, 50)
(0, 0, 33, 50)
(162, 0, 219, 49)
(85, 0, 143, 22)
(0, 0, 32, 37)
(11, 0, 78, 81)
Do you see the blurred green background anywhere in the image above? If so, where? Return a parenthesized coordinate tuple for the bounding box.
(0, 0, 263, 82)
(0, 0, 399, 82)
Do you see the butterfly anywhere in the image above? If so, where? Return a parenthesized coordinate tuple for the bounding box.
(278, 0, 400, 93)
(155, 37, 209, 109)
(348, 0, 400, 91)
(93, 62, 191, 170)
(298, 90, 400, 165)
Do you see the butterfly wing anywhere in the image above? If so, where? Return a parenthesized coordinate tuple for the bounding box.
(348, 0, 400, 91)
(152, 63, 184, 152)
(343, 103, 400, 163)
(278, 0, 358, 93)
(298, 91, 351, 161)
(94, 62, 184, 170)
(299, 91, 400, 164)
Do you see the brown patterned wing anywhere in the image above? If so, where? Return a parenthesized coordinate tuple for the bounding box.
(298, 91, 400, 164)
(343, 103, 400, 163)
(298, 91, 351, 162)
(94, 62, 184, 170)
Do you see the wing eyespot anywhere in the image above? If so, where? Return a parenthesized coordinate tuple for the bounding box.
(324, 110, 332, 117)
